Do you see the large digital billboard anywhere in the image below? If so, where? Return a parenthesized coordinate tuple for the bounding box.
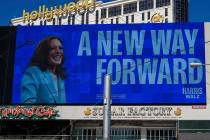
(12, 23, 206, 105)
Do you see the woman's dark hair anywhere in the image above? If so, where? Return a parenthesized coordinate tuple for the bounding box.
(29, 36, 66, 79)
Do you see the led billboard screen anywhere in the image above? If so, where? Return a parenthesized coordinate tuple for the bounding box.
(12, 23, 206, 105)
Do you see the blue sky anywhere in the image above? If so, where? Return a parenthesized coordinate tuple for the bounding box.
(0, 0, 210, 25)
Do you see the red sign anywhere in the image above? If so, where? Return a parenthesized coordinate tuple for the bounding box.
(192, 105, 206, 109)
(0, 106, 59, 119)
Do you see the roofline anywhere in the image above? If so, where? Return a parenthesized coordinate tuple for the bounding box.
(100, 0, 138, 7)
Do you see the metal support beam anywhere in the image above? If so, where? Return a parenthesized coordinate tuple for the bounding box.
(103, 74, 111, 140)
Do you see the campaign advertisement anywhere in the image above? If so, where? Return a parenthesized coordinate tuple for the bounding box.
(12, 23, 206, 105)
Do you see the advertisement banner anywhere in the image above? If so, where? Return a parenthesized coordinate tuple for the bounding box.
(12, 23, 206, 105)
(1, 105, 210, 120)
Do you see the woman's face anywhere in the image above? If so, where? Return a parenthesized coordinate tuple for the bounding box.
(48, 38, 64, 66)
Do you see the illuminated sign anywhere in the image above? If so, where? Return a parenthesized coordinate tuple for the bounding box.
(12, 23, 206, 105)
(22, 0, 97, 22)
(82, 106, 182, 119)
(0, 106, 59, 119)
(3, 105, 210, 120)
(151, 13, 164, 23)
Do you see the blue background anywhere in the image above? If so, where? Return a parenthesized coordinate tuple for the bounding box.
(12, 23, 206, 105)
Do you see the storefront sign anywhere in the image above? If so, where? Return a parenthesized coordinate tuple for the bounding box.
(22, 0, 97, 22)
(0, 106, 59, 119)
(82, 106, 182, 119)
(1, 105, 210, 120)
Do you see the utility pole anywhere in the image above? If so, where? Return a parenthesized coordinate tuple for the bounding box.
(103, 74, 111, 140)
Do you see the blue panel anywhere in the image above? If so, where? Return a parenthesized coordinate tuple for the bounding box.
(12, 23, 206, 105)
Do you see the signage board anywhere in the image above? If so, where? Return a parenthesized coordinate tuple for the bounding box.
(1, 105, 210, 120)
(22, 0, 97, 22)
(12, 23, 206, 105)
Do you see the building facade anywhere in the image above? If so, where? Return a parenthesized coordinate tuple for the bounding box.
(2, 0, 194, 140)
(11, 0, 188, 26)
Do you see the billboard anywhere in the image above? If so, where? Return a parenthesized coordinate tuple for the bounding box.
(12, 23, 206, 105)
